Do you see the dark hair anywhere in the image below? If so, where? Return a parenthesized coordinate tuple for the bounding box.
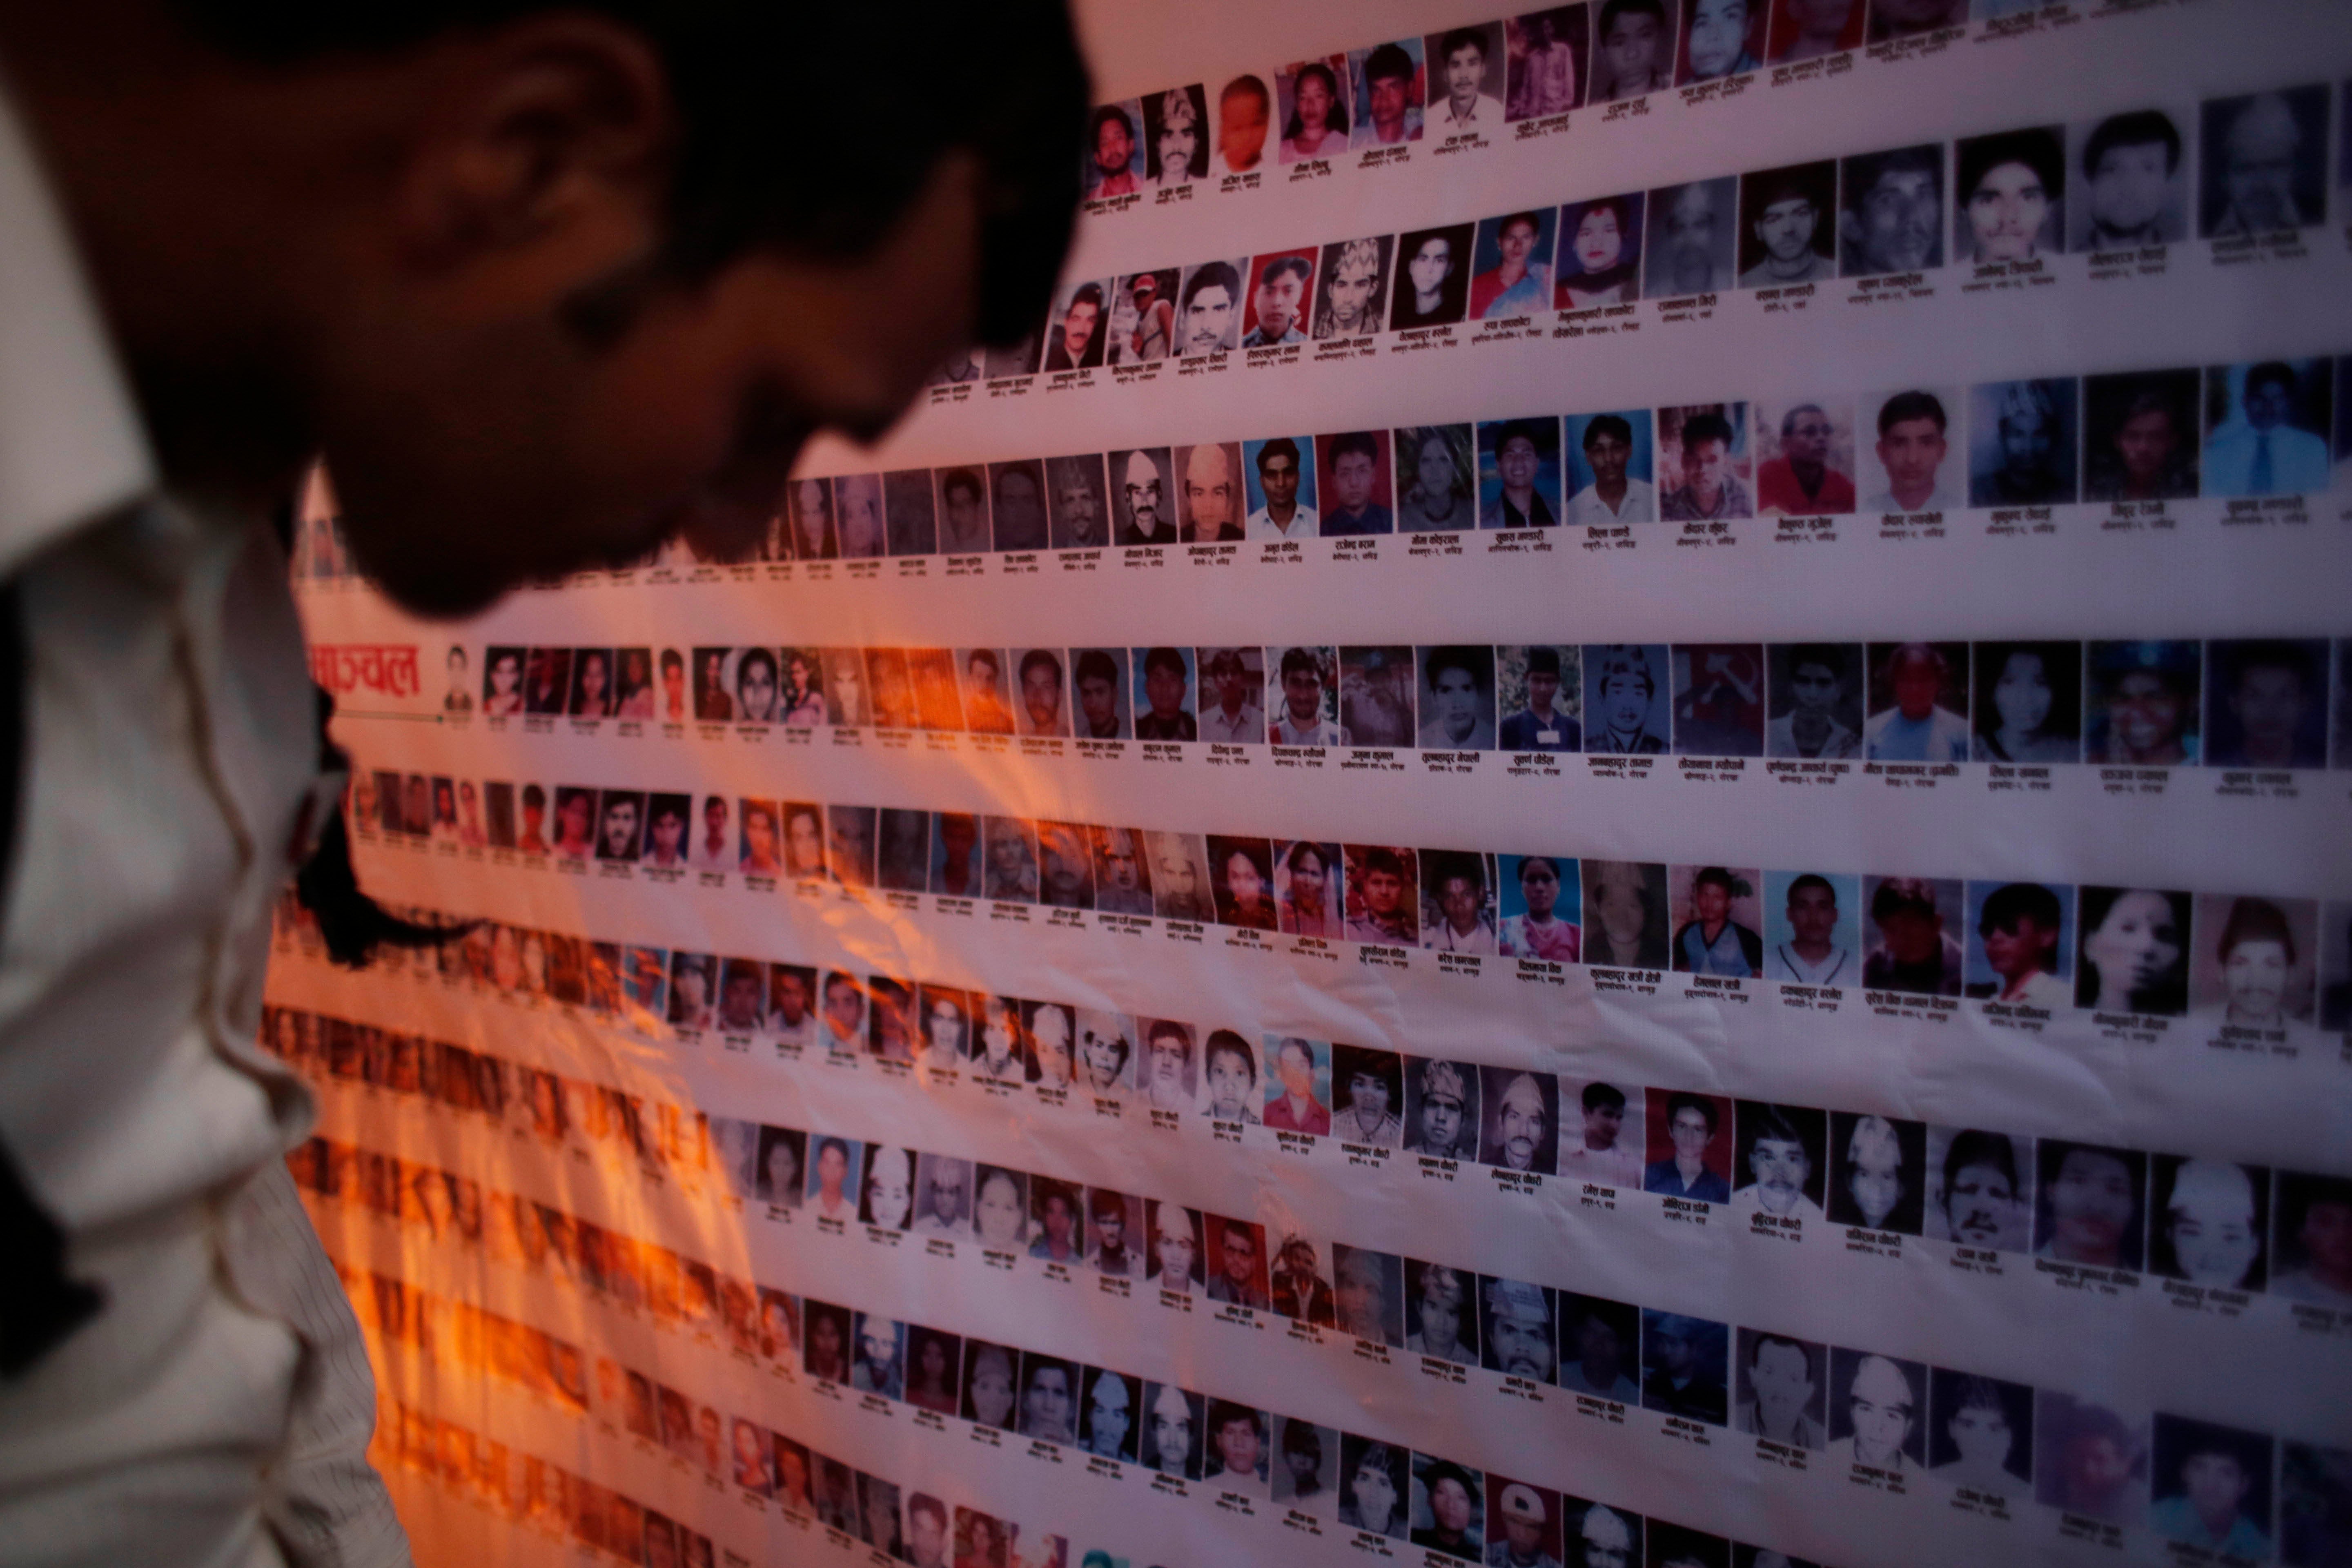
(1942, 1129, 2018, 1197)
(1959, 128, 2064, 205)
(939, 468, 983, 506)
(1074, 649, 1119, 687)
(1744, 1104, 1805, 1150)
(1680, 411, 1733, 450)
(1525, 646, 1561, 677)
(1067, 281, 1105, 315)
(1143, 646, 1187, 681)
(735, 645, 775, 689)
(1362, 42, 1415, 87)
(1849, 145, 1943, 209)
(1876, 390, 1948, 436)
(1665, 1091, 1717, 1134)
(1581, 413, 1634, 451)
(2222, 636, 2314, 696)
(1285, 839, 1329, 876)
(2217, 896, 2296, 967)
(1363, 847, 1405, 880)
(1600, 0, 1669, 34)
(1786, 872, 1835, 903)
(1329, 430, 1381, 466)
(1258, 255, 1313, 290)
(1441, 26, 1489, 60)
(1203, 1029, 1255, 1082)
(1283, 62, 1350, 142)
(1979, 881, 2062, 940)
(1425, 646, 1488, 692)
(1786, 643, 1845, 682)
(1256, 437, 1303, 474)
(991, 461, 1041, 507)
(1221, 73, 1271, 111)
(1693, 866, 1737, 896)
(2082, 109, 2181, 178)
(1180, 260, 1241, 312)
(1494, 418, 1556, 457)
(1747, 1331, 1811, 1370)
(1282, 1418, 1323, 1461)
(2077, 886, 2189, 1014)
(1018, 648, 1062, 685)
(1581, 1080, 1626, 1113)
(1089, 103, 1134, 149)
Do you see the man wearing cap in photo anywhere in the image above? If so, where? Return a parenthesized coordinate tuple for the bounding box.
(1488, 1482, 1563, 1568)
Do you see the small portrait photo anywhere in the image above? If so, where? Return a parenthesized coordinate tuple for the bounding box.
(952, 648, 1015, 736)
(1146, 832, 1214, 922)
(1197, 1029, 1260, 1124)
(1556, 193, 1644, 310)
(818, 970, 870, 1056)
(1408, 1454, 1485, 1561)
(567, 647, 615, 718)
(1477, 1067, 1552, 1175)
(1827, 1348, 1928, 1473)
(1558, 1080, 1640, 1188)
(1331, 1244, 1404, 1346)
(1670, 865, 1764, 975)
(1964, 880, 2076, 1007)
(829, 472, 884, 559)
(1338, 644, 1416, 744)
(1348, 38, 1425, 151)
(960, 1339, 1019, 1430)
(1131, 646, 1197, 742)
(1241, 250, 1316, 347)
(1735, 1330, 1827, 1448)
(2283, 1439, 2352, 1566)
(881, 468, 935, 557)
(2150, 1416, 2275, 1557)
(1044, 454, 1109, 552)
(1267, 649, 1341, 748)
(1867, 0, 1965, 42)
(1143, 1382, 1204, 1486)
(1073, 1009, 1136, 1100)
(1027, 1176, 1087, 1267)
(932, 466, 991, 555)
(1826, 1112, 1927, 1234)
(876, 808, 929, 893)
(1840, 144, 1946, 277)
(867, 977, 917, 1062)
(850, 1312, 904, 1398)
(1927, 1126, 2033, 1251)
(1862, 875, 1966, 996)
(1405, 1259, 1477, 1363)
(1478, 419, 1563, 530)
(2274, 1170, 2352, 1306)
(1143, 84, 1209, 190)
(911, 1152, 971, 1239)
(547, 785, 604, 863)
(1319, 431, 1396, 536)
(1970, 641, 2082, 765)
(1273, 1419, 1339, 1517)
(713, 957, 767, 1036)
(1678, 0, 1763, 84)
(2076, 885, 2192, 1015)
(1178, 443, 1246, 543)
(2035, 1139, 2147, 1270)
(767, 646, 822, 729)
(801, 1301, 854, 1387)
(928, 811, 981, 899)
(2085, 638, 2202, 764)
(1732, 1102, 1825, 1221)
(1762, 869, 1861, 984)
(1207, 834, 1279, 930)
(1766, 642, 1864, 761)
(2201, 86, 2330, 238)
(987, 459, 1049, 553)
(1562, 408, 1655, 526)
(523, 646, 572, 715)
(1278, 55, 1353, 165)
(1592, 0, 1676, 100)
(1404, 1055, 1482, 1159)
(1082, 100, 1144, 200)
(1584, 858, 1670, 969)
(1034, 822, 1095, 912)
(1968, 378, 2078, 506)
(1417, 646, 1497, 749)
(1420, 849, 1499, 954)
(2068, 108, 2189, 249)
(1145, 1198, 1204, 1293)
(1767, 0, 1864, 61)
(1479, 1275, 1558, 1381)
(1641, 1310, 1729, 1423)
(1080, 1366, 1142, 1461)
(1245, 439, 1319, 543)
(2149, 1154, 2270, 1292)
(779, 474, 836, 561)
(2035, 1392, 2148, 1523)
(1430, 20, 1505, 135)
(772, 801, 822, 881)
(1343, 844, 1421, 946)
(1583, 644, 1671, 754)
(1396, 423, 1478, 533)
(826, 804, 876, 889)
(1140, 1018, 1198, 1114)
(1657, 403, 1753, 520)
(1566, 1499, 1645, 1565)
(1646, 175, 1738, 294)
(1927, 1370, 2034, 1497)
(1175, 258, 1245, 357)
(1260, 1034, 1332, 1136)
(1275, 838, 1345, 937)
(2208, 639, 2332, 769)
(803, 1136, 862, 1224)
(481, 644, 525, 715)
(1859, 388, 1962, 514)
(1955, 127, 2065, 266)
(862, 648, 914, 730)
(1644, 1088, 1732, 1201)
(1327, 1044, 1403, 1147)
(1673, 646, 1765, 756)
(1497, 648, 1582, 755)
(1737, 162, 1838, 288)
(1067, 647, 1130, 742)
(1506, 9, 1589, 120)
(2207, 359, 2335, 502)
(1339, 1434, 1411, 1538)
(753, 1125, 806, 1208)
(592, 789, 644, 863)
(1207, 1215, 1272, 1310)
(808, 648, 861, 728)
(1392, 223, 1475, 330)
(1470, 209, 1557, 322)
(1213, 72, 1273, 177)
(1107, 268, 1178, 365)
(1107, 447, 1174, 546)
(1073, 829, 1146, 922)
(1863, 640, 1970, 762)
(2191, 893, 2318, 1033)
(2082, 368, 2201, 502)
(1311, 236, 1392, 340)
(981, 815, 1039, 903)
(971, 1164, 1030, 1250)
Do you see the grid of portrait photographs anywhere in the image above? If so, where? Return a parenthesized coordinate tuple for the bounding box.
(274, 1001, 2349, 1567)
(416, 635, 2352, 771)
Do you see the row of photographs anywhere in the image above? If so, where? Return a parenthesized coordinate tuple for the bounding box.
(434, 636, 2352, 768)
(266, 1002, 2352, 1308)
(332, 785, 2352, 1027)
(308, 1151, 2341, 1564)
(1077, 16, 2331, 195)
(292, 361, 2352, 583)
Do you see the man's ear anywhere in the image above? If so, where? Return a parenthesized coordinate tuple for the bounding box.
(398, 18, 670, 278)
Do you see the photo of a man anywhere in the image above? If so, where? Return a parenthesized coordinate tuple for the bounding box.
(1319, 431, 1395, 535)
(1737, 162, 1838, 287)
(2199, 87, 2329, 238)
(2069, 109, 2188, 250)
(1506, 9, 1590, 120)
(1245, 437, 1319, 541)
(1840, 145, 1945, 277)
(1499, 647, 1581, 751)
(1214, 74, 1272, 176)
(1241, 252, 1315, 347)
(1564, 411, 1656, 524)
(1646, 176, 1738, 295)
(1428, 23, 1508, 133)
(1657, 405, 1753, 520)
(1176, 259, 1245, 356)
(2204, 359, 2333, 497)
(1109, 448, 1176, 546)
(1859, 389, 1961, 514)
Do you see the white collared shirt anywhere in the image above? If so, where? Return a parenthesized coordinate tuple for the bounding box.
(0, 85, 405, 1568)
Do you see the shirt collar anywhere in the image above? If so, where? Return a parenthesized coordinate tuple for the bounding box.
(0, 80, 155, 579)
